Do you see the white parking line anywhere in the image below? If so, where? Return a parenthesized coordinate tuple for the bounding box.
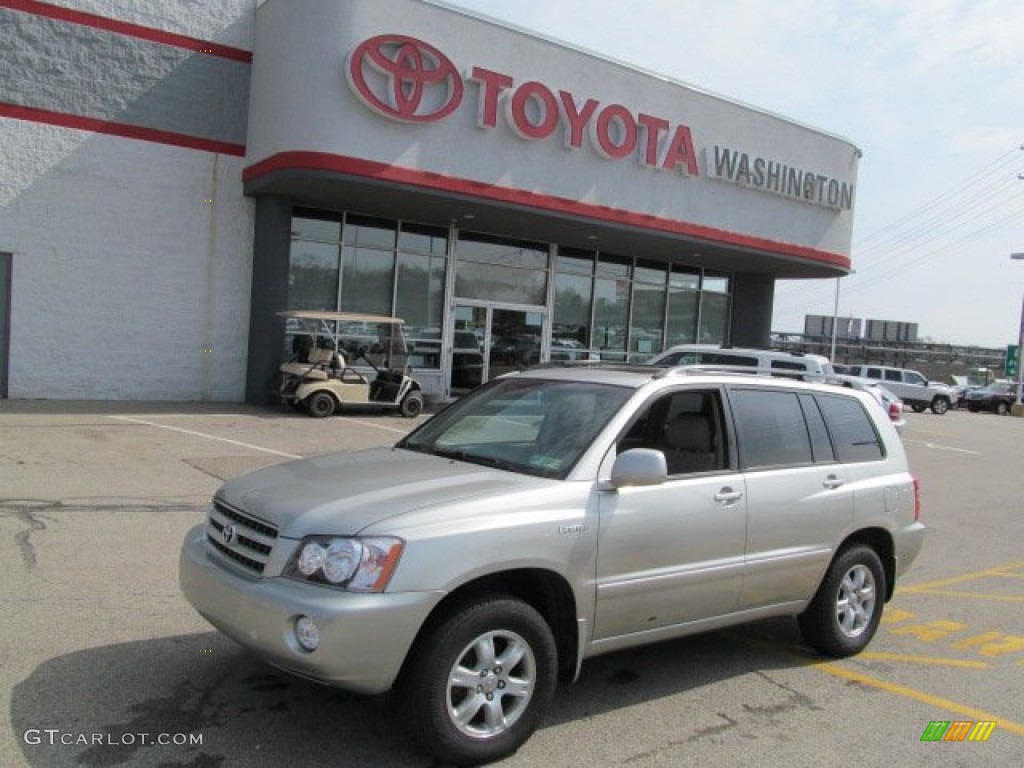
(334, 416, 413, 435)
(903, 438, 982, 456)
(109, 416, 303, 459)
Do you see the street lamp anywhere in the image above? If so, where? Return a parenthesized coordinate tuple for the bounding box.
(830, 269, 855, 362)
(1012, 253, 1024, 409)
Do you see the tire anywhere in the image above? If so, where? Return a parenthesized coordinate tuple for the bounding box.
(401, 596, 557, 766)
(910, 404, 926, 413)
(996, 401, 1009, 416)
(930, 396, 950, 415)
(798, 545, 886, 658)
(400, 390, 424, 418)
(305, 391, 336, 418)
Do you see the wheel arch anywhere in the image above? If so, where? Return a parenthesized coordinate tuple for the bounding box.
(836, 527, 896, 601)
(401, 568, 580, 684)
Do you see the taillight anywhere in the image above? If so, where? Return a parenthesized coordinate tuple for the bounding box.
(889, 401, 902, 421)
(912, 476, 921, 521)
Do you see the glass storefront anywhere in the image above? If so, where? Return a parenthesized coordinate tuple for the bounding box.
(286, 209, 733, 396)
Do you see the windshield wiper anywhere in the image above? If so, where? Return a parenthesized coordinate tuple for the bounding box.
(430, 447, 518, 473)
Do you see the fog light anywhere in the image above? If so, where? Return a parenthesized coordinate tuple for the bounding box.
(295, 615, 320, 652)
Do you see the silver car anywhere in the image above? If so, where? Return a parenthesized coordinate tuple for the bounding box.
(180, 366, 924, 765)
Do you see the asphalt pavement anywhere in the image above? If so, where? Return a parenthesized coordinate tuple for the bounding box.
(1, 400, 1022, 767)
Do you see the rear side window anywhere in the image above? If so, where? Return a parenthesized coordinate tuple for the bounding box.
(798, 394, 836, 463)
(884, 369, 902, 383)
(815, 394, 884, 462)
(729, 389, 813, 469)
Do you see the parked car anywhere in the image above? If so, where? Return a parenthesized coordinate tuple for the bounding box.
(649, 344, 835, 382)
(180, 366, 924, 765)
(966, 380, 1018, 415)
(834, 375, 905, 434)
(549, 337, 590, 361)
(844, 365, 954, 415)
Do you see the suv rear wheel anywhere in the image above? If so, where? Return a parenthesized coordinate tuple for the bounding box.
(798, 545, 885, 657)
(401, 595, 557, 766)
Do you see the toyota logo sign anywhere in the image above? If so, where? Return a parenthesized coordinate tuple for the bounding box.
(346, 34, 463, 123)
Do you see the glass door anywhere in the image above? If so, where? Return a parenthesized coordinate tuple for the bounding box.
(449, 304, 544, 397)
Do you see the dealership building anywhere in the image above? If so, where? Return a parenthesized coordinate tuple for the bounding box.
(0, 0, 859, 403)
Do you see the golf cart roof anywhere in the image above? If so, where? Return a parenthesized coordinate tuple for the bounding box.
(278, 310, 405, 325)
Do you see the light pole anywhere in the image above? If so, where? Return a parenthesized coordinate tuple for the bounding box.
(830, 269, 855, 362)
(1013, 253, 1024, 410)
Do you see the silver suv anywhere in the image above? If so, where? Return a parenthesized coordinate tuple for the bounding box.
(845, 365, 954, 414)
(180, 366, 924, 765)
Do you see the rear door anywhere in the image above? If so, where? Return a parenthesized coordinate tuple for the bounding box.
(728, 387, 854, 609)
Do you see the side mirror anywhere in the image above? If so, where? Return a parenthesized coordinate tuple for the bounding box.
(610, 448, 667, 488)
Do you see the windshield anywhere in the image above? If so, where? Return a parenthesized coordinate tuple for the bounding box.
(397, 377, 632, 479)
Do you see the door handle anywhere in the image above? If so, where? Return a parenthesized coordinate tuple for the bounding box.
(714, 487, 744, 504)
(822, 474, 844, 490)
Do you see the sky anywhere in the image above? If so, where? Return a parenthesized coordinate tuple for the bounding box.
(444, 0, 1024, 348)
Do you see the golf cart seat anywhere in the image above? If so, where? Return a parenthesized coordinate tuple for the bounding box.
(310, 347, 338, 366)
(280, 362, 328, 380)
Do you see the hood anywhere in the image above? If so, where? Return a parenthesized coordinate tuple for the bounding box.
(216, 448, 544, 538)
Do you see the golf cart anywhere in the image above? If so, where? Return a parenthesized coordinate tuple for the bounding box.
(278, 310, 424, 418)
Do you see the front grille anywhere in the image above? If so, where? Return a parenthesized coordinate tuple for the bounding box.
(205, 499, 278, 575)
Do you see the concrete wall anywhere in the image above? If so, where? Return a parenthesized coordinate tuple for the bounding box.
(0, 0, 257, 400)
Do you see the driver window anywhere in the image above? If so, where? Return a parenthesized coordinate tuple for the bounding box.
(618, 390, 725, 475)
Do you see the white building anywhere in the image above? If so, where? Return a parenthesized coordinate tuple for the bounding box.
(0, 0, 859, 402)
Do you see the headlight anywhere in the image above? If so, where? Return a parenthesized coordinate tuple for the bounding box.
(287, 536, 404, 592)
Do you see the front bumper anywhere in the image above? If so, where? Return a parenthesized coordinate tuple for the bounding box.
(179, 524, 443, 694)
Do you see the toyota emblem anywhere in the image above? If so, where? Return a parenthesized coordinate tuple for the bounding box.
(222, 524, 236, 545)
(346, 34, 463, 123)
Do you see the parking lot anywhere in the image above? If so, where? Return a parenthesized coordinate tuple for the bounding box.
(1, 401, 1022, 767)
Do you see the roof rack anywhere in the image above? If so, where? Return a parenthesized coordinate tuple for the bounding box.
(527, 360, 654, 373)
(656, 364, 817, 381)
(523, 360, 822, 383)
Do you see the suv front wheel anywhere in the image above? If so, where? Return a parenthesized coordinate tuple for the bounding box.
(799, 545, 885, 657)
(930, 396, 950, 415)
(402, 595, 558, 766)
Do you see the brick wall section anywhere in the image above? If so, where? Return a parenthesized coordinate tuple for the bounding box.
(0, 6, 250, 145)
(48, 0, 256, 48)
(1, 121, 254, 399)
(0, 0, 257, 400)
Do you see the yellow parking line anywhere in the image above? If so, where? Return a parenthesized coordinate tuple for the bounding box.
(903, 590, 1024, 603)
(816, 663, 1024, 736)
(900, 561, 1024, 593)
(858, 652, 990, 669)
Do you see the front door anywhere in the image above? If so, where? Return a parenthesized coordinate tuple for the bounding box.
(449, 304, 544, 397)
(593, 387, 747, 641)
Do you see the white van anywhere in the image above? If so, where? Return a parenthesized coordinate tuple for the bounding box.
(649, 344, 835, 382)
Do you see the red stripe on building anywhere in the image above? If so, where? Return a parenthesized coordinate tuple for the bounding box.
(0, 103, 246, 156)
(244, 151, 851, 270)
(0, 0, 252, 62)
